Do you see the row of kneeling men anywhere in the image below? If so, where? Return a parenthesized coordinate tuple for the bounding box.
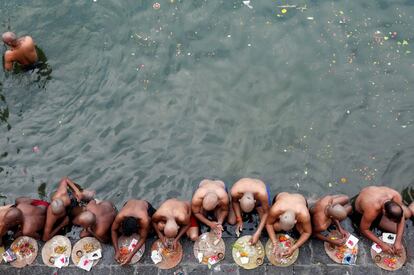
(0, 177, 412, 265)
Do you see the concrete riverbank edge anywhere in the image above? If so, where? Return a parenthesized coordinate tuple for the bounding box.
(0, 226, 413, 275)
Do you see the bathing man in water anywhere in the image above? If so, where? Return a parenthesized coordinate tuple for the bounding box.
(350, 186, 412, 255)
(43, 177, 95, 242)
(73, 199, 117, 243)
(111, 199, 155, 265)
(230, 178, 271, 244)
(192, 179, 235, 237)
(266, 192, 312, 257)
(152, 198, 198, 249)
(310, 195, 351, 246)
(2, 32, 38, 71)
(0, 197, 48, 244)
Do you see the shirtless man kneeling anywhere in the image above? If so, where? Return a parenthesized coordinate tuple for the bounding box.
(266, 192, 312, 257)
(152, 198, 197, 249)
(351, 186, 412, 255)
(43, 177, 94, 241)
(2, 32, 38, 71)
(230, 178, 271, 244)
(111, 199, 155, 265)
(73, 199, 117, 243)
(0, 197, 48, 244)
(310, 195, 351, 245)
(192, 179, 234, 237)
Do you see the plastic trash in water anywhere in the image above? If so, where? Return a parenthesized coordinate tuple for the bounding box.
(153, 2, 160, 9)
(242, 0, 253, 9)
(32, 146, 40, 153)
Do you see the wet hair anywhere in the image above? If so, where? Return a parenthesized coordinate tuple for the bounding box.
(51, 199, 65, 215)
(121, 217, 138, 236)
(327, 204, 348, 220)
(202, 192, 218, 211)
(239, 192, 255, 213)
(384, 201, 403, 223)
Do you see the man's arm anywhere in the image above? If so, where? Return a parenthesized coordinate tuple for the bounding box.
(395, 216, 405, 245)
(44, 216, 69, 241)
(42, 207, 65, 241)
(333, 219, 347, 235)
(290, 216, 312, 252)
(192, 200, 213, 227)
(136, 220, 148, 251)
(265, 207, 282, 245)
(4, 51, 13, 71)
(121, 218, 149, 265)
(331, 195, 350, 206)
(175, 223, 190, 242)
(111, 216, 121, 253)
(151, 214, 165, 240)
(65, 177, 83, 200)
(392, 194, 406, 251)
(255, 194, 270, 233)
(216, 198, 229, 225)
(360, 210, 393, 253)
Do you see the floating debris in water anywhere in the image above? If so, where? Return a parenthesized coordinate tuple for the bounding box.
(281, 8, 287, 14)
(307, 17, 314, 20)
(32, 146, 40, 153)
(242, 0, 253, 9)
(153, 2, 160, 10)
(340, 177, 348, 184)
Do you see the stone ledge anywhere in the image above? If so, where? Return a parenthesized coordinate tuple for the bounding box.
(0, 223, 412, 275)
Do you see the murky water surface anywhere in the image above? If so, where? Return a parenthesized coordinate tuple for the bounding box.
(1, 0, 414, 206)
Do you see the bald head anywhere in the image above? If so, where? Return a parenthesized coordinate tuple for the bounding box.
(51, 199, 65, 215)
(240, 192, 255, 213)
(164, 219, 179, 238)
(77, 211, 96, 228)
(327, 204, 347, 220)
(279, 210, 296, 231)
(2, 32, 17, 46)
(203, 192, 218, 211)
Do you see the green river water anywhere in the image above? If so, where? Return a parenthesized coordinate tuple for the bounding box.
(0, 0, 413, 207)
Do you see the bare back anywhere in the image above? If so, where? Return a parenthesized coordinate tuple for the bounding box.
(271, 192, 310, 224)
(16, 203, 46, 236)
(87, 200, 116, 237)
(153, 199, 191, 226)
(231, 178, 268, 206)
(311, 196, 334, 232)
(355, 186, 402, 215)
(192, 180, 229, 211)
(6, 36, 38, 65)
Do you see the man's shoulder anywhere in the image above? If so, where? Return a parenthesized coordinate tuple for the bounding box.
(22, 36, 34, 44)
(4, 50, 14, 60)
